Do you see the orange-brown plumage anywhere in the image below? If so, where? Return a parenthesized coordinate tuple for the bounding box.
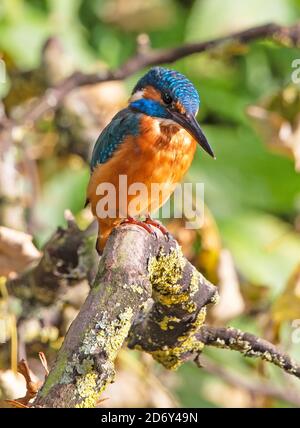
(87, 115, 196, 252)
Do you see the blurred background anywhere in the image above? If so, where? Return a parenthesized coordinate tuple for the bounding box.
(1, 0, 300, 408)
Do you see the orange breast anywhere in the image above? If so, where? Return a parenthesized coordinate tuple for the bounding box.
(87, 115, 196, 220)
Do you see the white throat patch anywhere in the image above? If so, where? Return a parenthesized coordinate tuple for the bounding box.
(129, 90, 144, 102)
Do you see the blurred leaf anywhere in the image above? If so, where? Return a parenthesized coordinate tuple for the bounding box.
(0, 0, 51, 67)
(0, 227, 41, 276)
(247, 85, 300, 171)
(220, 212, 300, 293)
(244, 45, 277, 96)
(176, 363, 217, 408)
(198, 79, 250, 124)
(272, 264, 300, 326)
(34, 160, 89, 245)
(47, 0, 96, 67)
(189, 125, 300, 219)
(186, 0, 296, 42)
(212, 249, 245, 322)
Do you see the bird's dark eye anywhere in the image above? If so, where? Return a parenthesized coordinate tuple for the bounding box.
(162, 92, 173, 105)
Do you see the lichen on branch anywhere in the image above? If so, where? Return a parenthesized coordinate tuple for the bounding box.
(29, 223, 300, 408)
(197, 326, 300, 379)
(32, 224, 218, 407)
(34, 226, 154, 408)
(128, 243, 218, 370)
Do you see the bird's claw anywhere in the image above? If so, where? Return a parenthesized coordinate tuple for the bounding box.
(120, 217, 153, 235)
(151, 230, 158, 240)
(120, 216, 170, 242)
(144, 215, 170, 241)
(164, 231, 171, 242)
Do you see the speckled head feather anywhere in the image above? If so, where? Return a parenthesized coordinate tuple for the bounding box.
(132, 67, 200, 116)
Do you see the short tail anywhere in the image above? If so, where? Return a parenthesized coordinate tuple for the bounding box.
(95, 223, 115, 255)
(95, 235, 107, 255)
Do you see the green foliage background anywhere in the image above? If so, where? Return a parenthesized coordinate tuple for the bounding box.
(1, 0, 300, 408)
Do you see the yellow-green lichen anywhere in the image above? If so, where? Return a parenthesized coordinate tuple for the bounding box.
(182, 300, 197, 313)
(80, 307, 134, 360)
(178, 308, 207, 342)
(209, 291, 220, 305)
(263, 351, 273, 362)
(131, 284, 144, 295)
(101, 307, 134, 359)
(150, 308, 207, 370)
(150, 336, 204, 370)
(149, 249, 201, 312)
(153, 290, 190, 307)
(189, 270, 200, 296)
(75, 357, 94, 374)
(158, 316, 180, 331)
(148, 249, 185, 296)
(75, 371, 104, 408)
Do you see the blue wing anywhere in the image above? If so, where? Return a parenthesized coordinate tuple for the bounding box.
(90, 108, 141, 171)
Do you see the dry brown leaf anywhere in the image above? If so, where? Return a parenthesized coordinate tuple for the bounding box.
(247, 85, 300, 171)
(5, 399, 30, 408)
(0, 370, 26, 405)
(212, 249, 245, 322)
(2, 354, 50, 408)
(0, 226, 41, 276)
(272, 263, 300, 328)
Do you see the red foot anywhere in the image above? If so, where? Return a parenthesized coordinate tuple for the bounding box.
(145, 215, 170, 240)
(120, 216, 154, 235)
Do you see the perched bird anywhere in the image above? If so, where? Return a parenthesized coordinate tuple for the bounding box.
(87, 66, 214, 254)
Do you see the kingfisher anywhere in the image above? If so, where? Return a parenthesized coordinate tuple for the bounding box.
(86, 66, 214, 254)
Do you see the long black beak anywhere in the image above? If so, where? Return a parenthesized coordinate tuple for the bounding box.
(170, 111, 215, 158)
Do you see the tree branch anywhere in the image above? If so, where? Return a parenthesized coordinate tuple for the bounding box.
(32, 225, 218, 407)
(33, 226, 154, 407)
(128, 242, 218, 369)
(2, 22, 300, 128)
(197, 326, 300, 379)
(7, 215, 96, 310)
(27, 224, 300, 408)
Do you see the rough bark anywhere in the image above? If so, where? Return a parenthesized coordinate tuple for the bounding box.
(33, 225, 218, 407)
(6, 217, 97, 311)
(197, 326, 300, 379)
(33, 226, 154, 407)
(30, 223, 300, 408)
(128, 241, 218, 369)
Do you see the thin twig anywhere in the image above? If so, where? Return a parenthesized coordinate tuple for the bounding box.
(197, 326, 300, 379)
(2, 22, 300, 128)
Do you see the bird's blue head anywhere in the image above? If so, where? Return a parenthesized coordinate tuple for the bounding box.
(129, 67, 214, 157)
